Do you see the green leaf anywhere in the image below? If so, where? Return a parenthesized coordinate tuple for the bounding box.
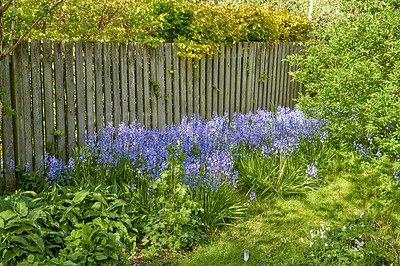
(106, 200, 126, 212)
(0, 210, 17, 221)
(91, 202, 102, 210)
(27, 234, 45, 253)
(62, 261, 77, 266)
(72, 190, 90, 204)
(27, 207, 43, 221)
(5, 224, 34, 234)
(83, 210, 100, 219)
(95, 254, 107, 260)
(9, 235, 29, 246)
(16, 201, 28, 217)
(110, 253, 118, 260)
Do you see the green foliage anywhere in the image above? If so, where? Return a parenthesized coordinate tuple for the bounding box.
(237, 152, 313, 198)
(54, 222, 127, 265)
(288, 0, 400, 163)
(0, 183, 137, 264)
(2, 0, 312, 58)
(305, 213, 400, 265)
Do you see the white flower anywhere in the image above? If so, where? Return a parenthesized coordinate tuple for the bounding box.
(325, 243, 328, 247)
(310, 242, 314, 247)
(342, 225, 347, 230)
(360, 213, 364, 218)
(301, 238, 304, 242)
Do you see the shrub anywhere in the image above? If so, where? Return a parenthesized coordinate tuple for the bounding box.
(288, 0, 400, 173)
(2, 0, 312, 57)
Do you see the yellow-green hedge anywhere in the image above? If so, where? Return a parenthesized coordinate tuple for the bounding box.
(3, 0, 312, 57)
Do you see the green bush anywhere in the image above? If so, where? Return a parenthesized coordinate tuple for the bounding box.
(288, 0, 400, 169)
(2, 0, 312, 57)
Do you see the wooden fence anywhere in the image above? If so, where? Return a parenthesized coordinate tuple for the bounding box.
(0, 40, 303, 191)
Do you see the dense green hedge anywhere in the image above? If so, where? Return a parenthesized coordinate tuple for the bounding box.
(2, 0, 312, 57)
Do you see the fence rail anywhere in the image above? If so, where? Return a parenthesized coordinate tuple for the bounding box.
(0, 40, 303, 192)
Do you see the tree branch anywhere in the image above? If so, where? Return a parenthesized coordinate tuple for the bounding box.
(0, 0, 64, 61)
(0, 0, 12, 16)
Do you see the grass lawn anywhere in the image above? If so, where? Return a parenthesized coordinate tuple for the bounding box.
(181, 157, 400, 265)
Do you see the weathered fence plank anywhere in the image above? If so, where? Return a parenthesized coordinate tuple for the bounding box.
(76, 41, 86, 146)
(180, 56, 187, 122)
(21, 40, 33, 166)
(13, 42, 26, 166)
(30, 39, 44, 170)
(127, 43, 136, 124)
(112, 43, 121, 127)
(135, 43, 144, 125)
(206, 54, 212, 120)
(120, 43, 129, 124)
(103, 42, 112, 127)
(86, 42, 95, 134)
(224, 44, 231, 115)
(65, 41, 76, 159)
(283, 43, 289, 107)
(54, 41, 66, 162)
(258, 43, 266, 110)
(187, 57, 193, 118)
(218, 43, 225, 116)
(240, 43, 248, 113)
(200, 55, 206, 119)
(253, 43, 261, 111)
(246, 43, 255, 113)
(150, 46, 158, 129)
(271, 44, 279, 110)
(267, 44, 275, 110)
(230, 43, 237, 116)
(42, 40, 55, 154)
(288, 43, 294, 108)
(193, 58, 200, 118)
(157, 44, 166, 129)
(278, 43, 285, 107)
(1, 54, 16, 191)
(172, 44, 180, 125)
(262, 43, 270, 110)
(142, 44, 151, 128)
(235, 42, 242, 114)
(165, 43, 173, 124)
(211, 52, 217, 115)
(94, 42, 104, 131)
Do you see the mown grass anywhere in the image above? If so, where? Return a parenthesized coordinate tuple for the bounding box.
(181, 155, 400, 266)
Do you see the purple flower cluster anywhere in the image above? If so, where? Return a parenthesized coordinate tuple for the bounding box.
(306, 159, 318, 181)
(353, 140, 381, 160)
(38, 107, 328, 192)
(41, 154, 72, 184)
